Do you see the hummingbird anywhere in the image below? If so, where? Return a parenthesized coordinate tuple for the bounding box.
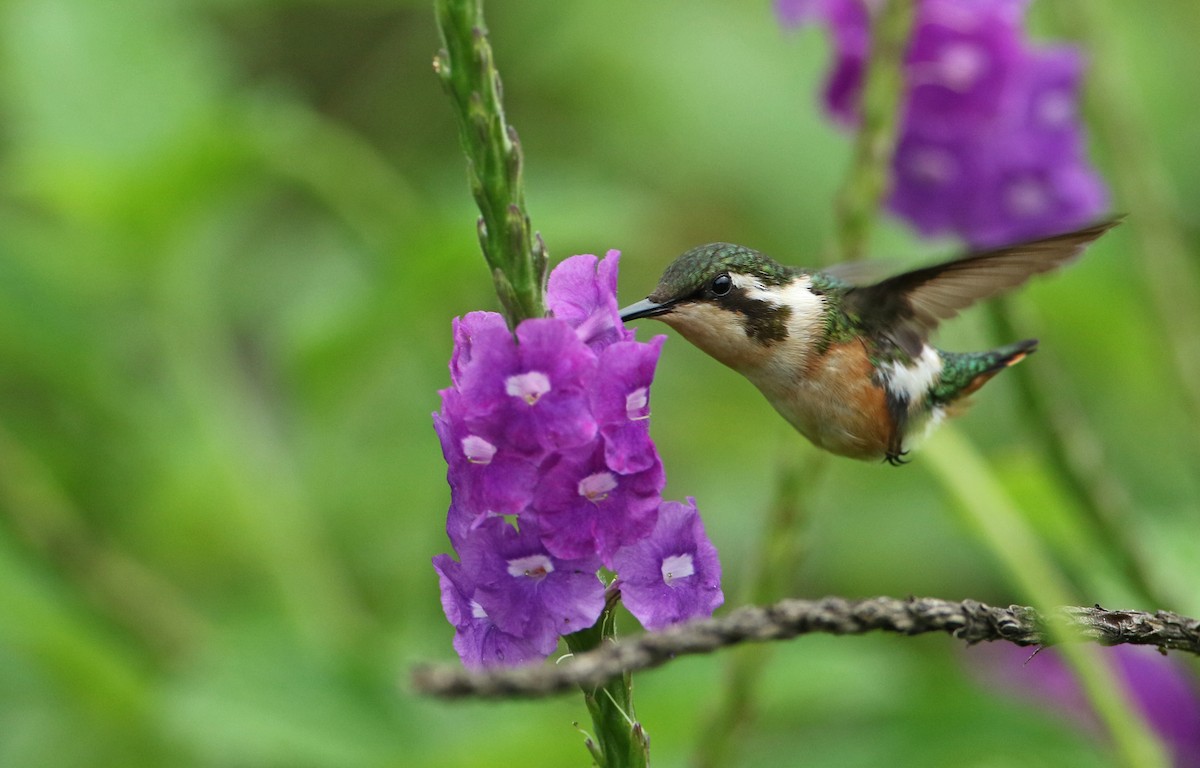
(619, 219, 1120, 465)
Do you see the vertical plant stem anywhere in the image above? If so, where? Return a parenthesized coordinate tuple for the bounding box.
(923, 428, 1168, 768)
(693, 451, 821, 768)
(434, 0, 548, 325)
(986, 301, 1162, 607)
(835, 0, 914, 261)
(436, 3, 640, 762)
(564, 601, 650, 768)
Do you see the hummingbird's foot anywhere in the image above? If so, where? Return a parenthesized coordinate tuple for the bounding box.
(884, 451, 910, 467)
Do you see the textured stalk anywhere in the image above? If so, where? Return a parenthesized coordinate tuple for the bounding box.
(835, 0, 914, 260)
(413, 596, 1200, 698)
(923, 428, 1169, 768)
(434, 0, 547, 325)
(564, 601, 650, 768)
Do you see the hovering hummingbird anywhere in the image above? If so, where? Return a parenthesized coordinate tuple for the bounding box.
(619, 219, 1119, 465)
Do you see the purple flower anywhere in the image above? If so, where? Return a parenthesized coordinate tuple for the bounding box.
(547, 251, 635, 352)
(590, 337, 666, 475)
(778, 0, 1109, 247)
(902, 1, 1026, 139)
(449, 311, 509, 387)
(612, 499, 724, 631)
(970, 644, 1200, 767)
(433, 553, 556, 669)
(435, 390, 539, 546)
(531, 441, 664, 567)
(456, 317, 598, 460)
(432, 251, 723, 668)
(458, 518, 606, 641)
(959, 136, 1109, 247)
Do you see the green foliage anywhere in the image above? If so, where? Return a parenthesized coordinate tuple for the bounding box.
(0, 1, 1198, 766)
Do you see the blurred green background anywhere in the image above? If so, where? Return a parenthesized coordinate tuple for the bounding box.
(1, 0, 1198, 766)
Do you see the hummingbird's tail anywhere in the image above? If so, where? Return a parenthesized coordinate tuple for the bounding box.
(933, 339, 1038, 406)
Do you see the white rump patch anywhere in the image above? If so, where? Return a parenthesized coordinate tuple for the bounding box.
(883, 346, 943, 406)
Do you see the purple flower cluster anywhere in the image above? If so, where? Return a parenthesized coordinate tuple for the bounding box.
(777, 0, 1108, 247)
(433, 252, 724, 669)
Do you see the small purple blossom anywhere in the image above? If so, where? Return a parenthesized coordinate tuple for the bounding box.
(777, 0, 1108, 247)
(531, 441, 664, 567)
(435, 390, 538, 546)
(433, 553, 556, 669)
(590, 337, 666, 475)
(432, 251, 723, 668)
(458, 518, 605, 641)
(612, 498, 724, 631)
(456, 317, 598, 460)
(547, 250, 635, 351)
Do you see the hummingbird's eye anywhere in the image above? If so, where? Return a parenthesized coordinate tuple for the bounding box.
(711, 273, 733, 297)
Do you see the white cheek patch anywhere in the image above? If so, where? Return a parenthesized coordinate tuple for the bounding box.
(883, 345, 943, 405)
(733, 273, 824, 342)
(731, 273, 770, 299)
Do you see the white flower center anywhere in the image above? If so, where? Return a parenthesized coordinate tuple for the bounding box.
(906, 147, 957, 186)
(505, 371, 551, 405)
(625, 387, 650, 420)
(661, 554, 695, 586)
(506, 554, 554, 580)
(578, 472, 618, 502)
(470, 599, 489, 619)
(1037, 90, 1075, 128)
(1005, 177, 1050, 217)
(938, 42, 987, 91)
(461, 435, 497, 464)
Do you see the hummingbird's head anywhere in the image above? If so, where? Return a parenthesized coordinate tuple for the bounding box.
(620, 244, 824, 372)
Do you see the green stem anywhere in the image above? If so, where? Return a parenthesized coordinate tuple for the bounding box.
(985, 301, 1161, 608)
(564, 601, 649, 768)
(923, 427, 1168, 768)
(434, 0, 547, 325)
(835, 0, 914, 261)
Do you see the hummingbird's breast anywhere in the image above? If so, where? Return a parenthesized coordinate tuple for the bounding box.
(748, 339, 896, 460)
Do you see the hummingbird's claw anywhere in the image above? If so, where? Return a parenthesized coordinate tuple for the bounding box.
(884, 451, 911, 467)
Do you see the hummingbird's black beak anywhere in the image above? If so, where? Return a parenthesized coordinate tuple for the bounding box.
(619, 298, 672, 322)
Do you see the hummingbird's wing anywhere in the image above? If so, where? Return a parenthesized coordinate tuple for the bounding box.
(843, 218, 1122, 357)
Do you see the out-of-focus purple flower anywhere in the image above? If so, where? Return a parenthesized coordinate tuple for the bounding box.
(970, 644, 1200, 767)
(432, 251, 723, 668)
(903, 2, 1025, 138)
(433, 553, 557, 670)
(777, 0, 1109, 247)
(532, 441, 664, 567)
(612, 499, 724, 631)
